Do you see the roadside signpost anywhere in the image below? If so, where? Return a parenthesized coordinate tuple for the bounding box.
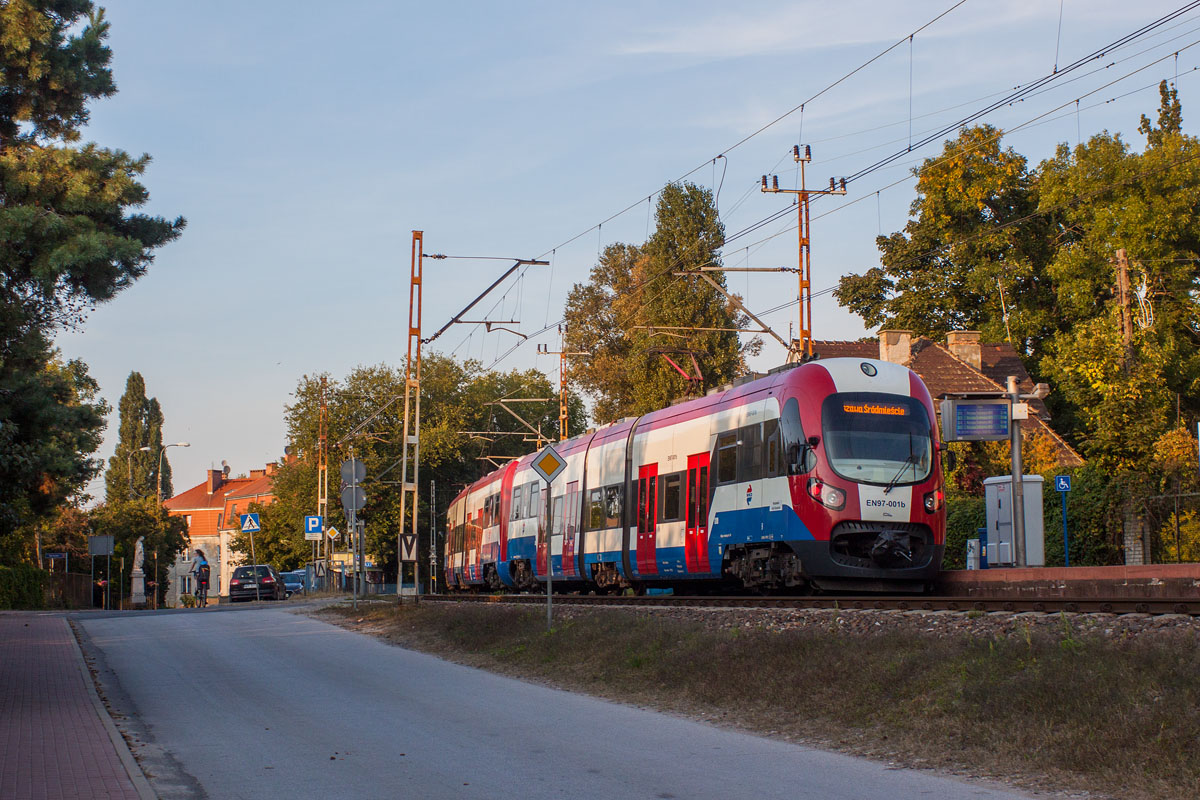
(1054, 475, 1071, 567)
(304, 515, 323, 541)
(531, 443, 567, 631)
(241, 513, 262, 601)
(88, 535, 114, 609)
(340, 456, 367, 608)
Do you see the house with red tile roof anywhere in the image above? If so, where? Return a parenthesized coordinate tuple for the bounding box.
(813, 330, 1083, 467)
(164, 462, 280, 604)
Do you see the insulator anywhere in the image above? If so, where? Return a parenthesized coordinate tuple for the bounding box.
(829, 177, 836, 190)
(761, 175, 768, 190)
(840, 178, 846, 191)
(772, 175, 779, 190)
(805, 145, 812, 160)
(793, 145, 800, 161)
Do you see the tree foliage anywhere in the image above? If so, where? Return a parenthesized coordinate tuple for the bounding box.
(563, 182, 760, 422)
(89, 498, 187, 606)
(235, 354, 585, 573)
(0, 1, 183, 559)
(104, 372, 172, 503)
(837, 84, 1200, 475)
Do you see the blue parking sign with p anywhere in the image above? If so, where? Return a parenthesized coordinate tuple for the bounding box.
(305, 515, 323, 534)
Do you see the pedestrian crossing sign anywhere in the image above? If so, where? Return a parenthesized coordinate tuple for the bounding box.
(240, 513, 261, 533)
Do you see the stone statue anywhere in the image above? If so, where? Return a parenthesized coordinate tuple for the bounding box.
(131, 536, 147, 607)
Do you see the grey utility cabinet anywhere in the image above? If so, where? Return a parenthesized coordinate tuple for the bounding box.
(982, 475, 1045, 567)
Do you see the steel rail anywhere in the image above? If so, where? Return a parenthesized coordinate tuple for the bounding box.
(423, 593, 1200, 616)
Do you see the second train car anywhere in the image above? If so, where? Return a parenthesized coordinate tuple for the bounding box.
(444, 356, 948, 594)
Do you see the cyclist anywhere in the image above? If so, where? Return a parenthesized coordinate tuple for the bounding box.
(191, 549, 211, 607)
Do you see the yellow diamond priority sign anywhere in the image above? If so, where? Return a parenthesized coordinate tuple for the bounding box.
(531, 443, 567, 484)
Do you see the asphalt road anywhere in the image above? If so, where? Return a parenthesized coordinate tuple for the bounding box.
(75, 605, 1034, 800)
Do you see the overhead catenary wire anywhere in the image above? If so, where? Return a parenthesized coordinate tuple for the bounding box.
(476, 3, 1200, 371)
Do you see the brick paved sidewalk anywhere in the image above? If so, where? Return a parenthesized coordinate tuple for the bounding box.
(0, 614, 152, 799)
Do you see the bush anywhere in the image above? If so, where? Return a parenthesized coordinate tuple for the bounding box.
(0, 565, 49, 609)
(943, 495, 985, 570)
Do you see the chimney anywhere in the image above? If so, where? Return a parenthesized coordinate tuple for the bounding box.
(946, 330, 982, 370)
(250, 468, 265, 478)
(878, 329, 913, 365)
(265, 461, 278, 476)
(206, 469, 223, 494)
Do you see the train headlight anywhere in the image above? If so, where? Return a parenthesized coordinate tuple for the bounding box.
(806, 478, 846, 511)
(923, 488, 944, 513)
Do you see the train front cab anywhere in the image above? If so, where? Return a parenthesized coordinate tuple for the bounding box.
(771, 359, 946, 592)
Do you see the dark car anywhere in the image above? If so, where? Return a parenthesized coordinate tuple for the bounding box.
(227, 565, 286, 602)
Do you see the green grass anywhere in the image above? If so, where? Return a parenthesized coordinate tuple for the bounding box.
(322, 603, 1200, 800)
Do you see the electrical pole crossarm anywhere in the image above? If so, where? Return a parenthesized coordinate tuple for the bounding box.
(423, 259, 548, 345)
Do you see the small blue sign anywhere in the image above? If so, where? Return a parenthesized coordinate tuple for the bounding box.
(304, 515, 323, 534)
(1054, 475, 1071, 493)
(745, 485, 753, 505)
(240, 513, 261, 533)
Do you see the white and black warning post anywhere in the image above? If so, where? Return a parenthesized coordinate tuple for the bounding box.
(531, 442, 567, 631)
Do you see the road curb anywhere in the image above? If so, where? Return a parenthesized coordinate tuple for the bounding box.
(66, 618, 158, 800)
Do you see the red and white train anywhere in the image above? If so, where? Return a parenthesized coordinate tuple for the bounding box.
(444, 357, 947, 594)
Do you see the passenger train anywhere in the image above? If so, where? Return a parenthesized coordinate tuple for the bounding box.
(444, 357, 947, 594)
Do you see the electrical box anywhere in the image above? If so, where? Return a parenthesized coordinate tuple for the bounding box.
(983, 475, 1045, 567)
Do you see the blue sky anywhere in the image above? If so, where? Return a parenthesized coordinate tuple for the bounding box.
(57, 0, 1200, 498)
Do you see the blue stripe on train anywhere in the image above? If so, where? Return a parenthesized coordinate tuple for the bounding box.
(487, 505, 813, 584)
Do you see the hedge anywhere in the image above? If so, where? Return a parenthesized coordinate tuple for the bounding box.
(0, 565, 49, 609)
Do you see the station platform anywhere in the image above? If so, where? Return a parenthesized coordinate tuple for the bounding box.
(936, 563, 1200, 599)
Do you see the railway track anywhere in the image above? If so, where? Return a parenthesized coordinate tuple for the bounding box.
(425, 593, 1200, 616)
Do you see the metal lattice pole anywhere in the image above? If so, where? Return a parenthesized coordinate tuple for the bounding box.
(398, 231, 424, 600)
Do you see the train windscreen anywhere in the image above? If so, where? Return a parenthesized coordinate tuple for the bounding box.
(820, 392, 933, 486)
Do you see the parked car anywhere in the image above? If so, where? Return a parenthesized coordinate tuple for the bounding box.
(282, 570, 305, 598)
(227, 565, 286, 602)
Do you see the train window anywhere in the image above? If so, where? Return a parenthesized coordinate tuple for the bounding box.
(780, 397, 816, 474)
(527, 482, 540, 518)
(738, 423, 764, 482)
(551, 496, 565, 536)
(764, 418, 781, 477)
(604, 485, 621, 528)
(715, 431, 738, 484)
(698, 465, 709, 524)
(659, 472, 683, 522)
(511, 486, 523, 521)
(589, 489, 605, 530)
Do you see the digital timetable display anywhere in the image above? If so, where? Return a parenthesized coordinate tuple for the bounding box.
(939, 398, 1012, 441)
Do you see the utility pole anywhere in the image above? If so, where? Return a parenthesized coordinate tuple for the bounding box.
(398, 231, 425, 602)
(761, 145, 846, 362)
(536, 325, 587, 441)
(1007, 376, 1027, 568)
(317, 376, 329, 589)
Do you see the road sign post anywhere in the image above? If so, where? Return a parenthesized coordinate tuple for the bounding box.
(531, 443, 567, 631)
(241, 513, 262, 602)
(1054, 475, 1071, 567)
(341, 454, 367, 609)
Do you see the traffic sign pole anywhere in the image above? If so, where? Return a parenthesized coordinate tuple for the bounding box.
(1055, 475, 1071, 568)
(531, 444, 567, 631)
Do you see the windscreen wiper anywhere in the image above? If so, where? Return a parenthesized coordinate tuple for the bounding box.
(883, 454, 916, 495)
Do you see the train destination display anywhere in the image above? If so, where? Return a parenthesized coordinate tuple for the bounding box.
(939, 398, 1011, 441)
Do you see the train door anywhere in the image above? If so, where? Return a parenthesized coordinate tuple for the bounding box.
(636, 463, 658, 575)
(563, 480, 579, 578)
(685, 453, 711, 573)
(536, 487, 548, 577)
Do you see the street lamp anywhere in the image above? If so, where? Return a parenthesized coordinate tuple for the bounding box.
(155, 442, 190, 504)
